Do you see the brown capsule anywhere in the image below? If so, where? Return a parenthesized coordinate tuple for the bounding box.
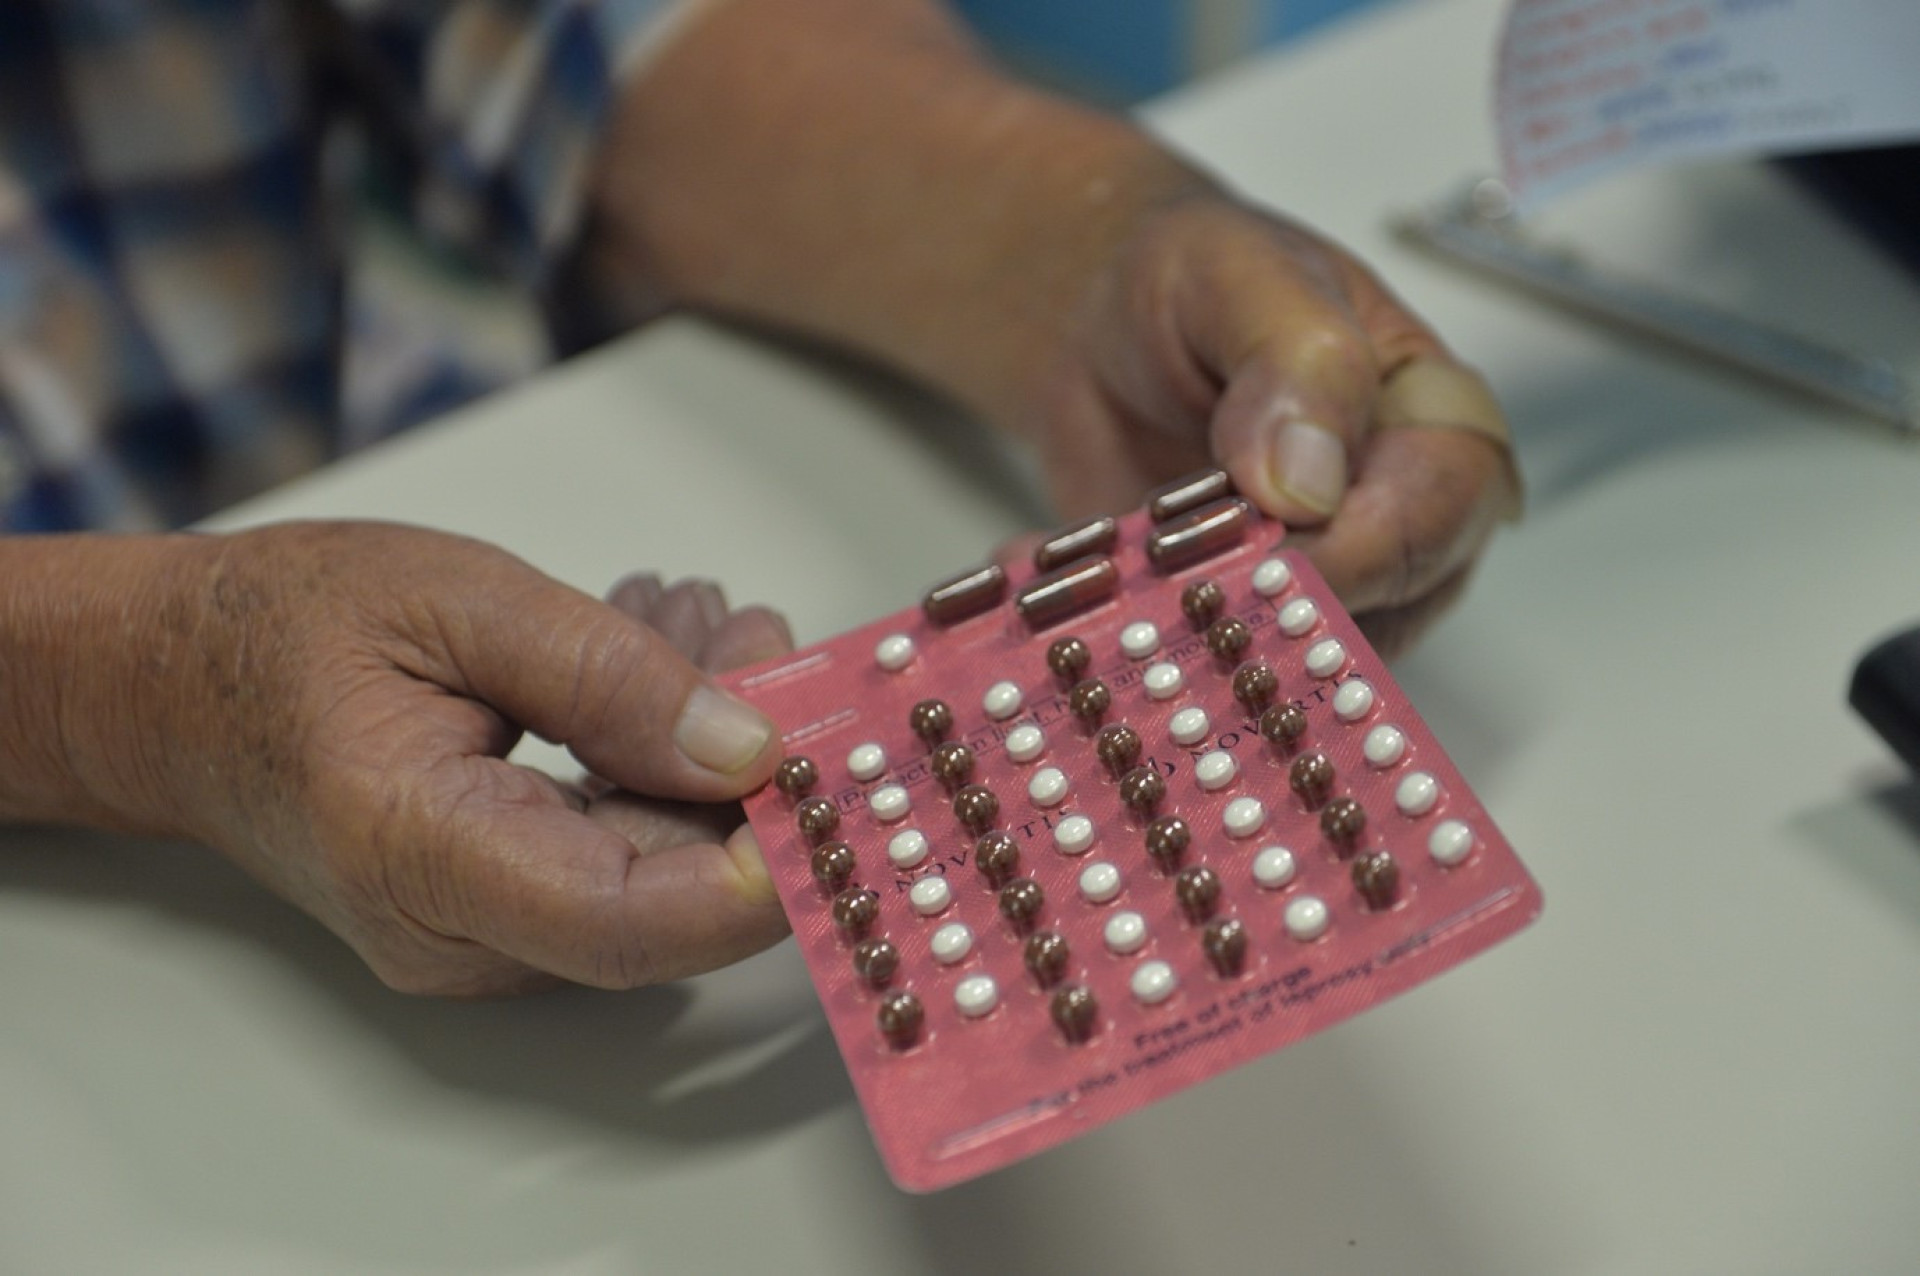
(931, 741, 975, 792)
(1144, 815, 1192, 870)
(1232, 662, 1280, 713)
(1033, 515, 1119, 571)
(1050, 983, 1100, 1044)
(1174, 865, 1222, 922)
(1069, 678, 1112, 727)
(1180, 579, 1228, 630)
(809, 841, 857, 891)
(1206, 616, 1254, 663)
(973, 831, 1022, 886)
(1321, 796, 1368, 854)
(774, 756, 819, 799)
(1047, 635, 1093, 685)
(1146, 498, 1251, 571)
(1289, 752, 1336, 810)
(876, 991, 925, 1049)
(1202, 917, 1250, 977)
(953, 784, 1001, 833)
(1261, 703, 1310, 751)
(832, 888, 881, 938)
(922, 563, 1007, 626)
(998, 878, 1046, 931)
(1017, 558, 1119, 630)
(852, 938, 900, 987)
(1118, 765, 1167, 818)
(909, 698, 954, 745)
(1352, 850, 1402, 910)
(1146, 468, 1234, 523)
(1023, 931, 1072, 987)
(795, 796, 840, 845)
(1095, 724, 1142, 778)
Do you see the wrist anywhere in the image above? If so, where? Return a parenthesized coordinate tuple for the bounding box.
(576, 0, 1216, 429)
(0, 533, 222, 836)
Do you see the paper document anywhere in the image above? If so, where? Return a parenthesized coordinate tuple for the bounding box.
(1496, 0, 1920, 207)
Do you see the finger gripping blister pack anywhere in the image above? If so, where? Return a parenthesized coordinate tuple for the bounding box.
(723, 469, 1541, 1192)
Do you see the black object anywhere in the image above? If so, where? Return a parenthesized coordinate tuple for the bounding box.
(1850, 623, 1920, 772)
(1778, 144, 1920, 287)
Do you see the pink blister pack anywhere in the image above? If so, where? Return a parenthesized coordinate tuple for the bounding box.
(723, 469, 1541, 1192)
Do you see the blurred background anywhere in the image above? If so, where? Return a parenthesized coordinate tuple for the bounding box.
(953, 0, 1395, 102)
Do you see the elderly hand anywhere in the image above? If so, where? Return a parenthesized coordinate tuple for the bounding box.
(586, 0, 1517, 660)
(1019, 190, 1520, 657)
(0, 525, 794, 996)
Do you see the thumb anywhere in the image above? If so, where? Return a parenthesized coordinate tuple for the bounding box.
(1197, 273, 1384, 528)
(439, 573, 782, 801)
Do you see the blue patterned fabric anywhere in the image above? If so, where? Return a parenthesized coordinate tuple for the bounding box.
(0, 0, 680, 530)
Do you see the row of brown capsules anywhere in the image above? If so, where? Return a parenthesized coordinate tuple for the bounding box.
(918, 467, 1254, 630)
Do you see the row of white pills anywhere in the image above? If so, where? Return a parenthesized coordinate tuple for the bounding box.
(946, 957, 1181, 1020)
(891, 810, 1472, 937)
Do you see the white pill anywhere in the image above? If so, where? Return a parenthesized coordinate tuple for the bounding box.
(1168, 706, 1211, 745)
(1143, 662, 1185, 700)
(1305, 638, 1347, 678)
(1194, 750, 1238, 791)
(1078, 860, 1123, 903)
(868, 784, 911, 822)
(1054, 814, 1097, 855)
(982, 680, 1024, 720)
(1104, 910, 1149, 954)
(1284, 895, 1330, 941)
(1252, 557, 1293, 597)
(1004, 722, 1046, 763)
(1223, 796, 1267, 838)
(847, 741, 887, 781)
(1120, 621, 1161, 659)
(1251, 845, 1297, 888)
(1364, 725, 1408, 768)
(874, 632, 916, 671)
(1333, 678, 1376, 722)
(1429, 819, 1475, 866)
(887, 828, 931, 869)
(1130, 960, 1178, 1005)
(929, 922, 974, 965)
(954, 974, 999, 1018)
(909, 875, 952, 916)
(1396, 771, 1441, 816)
(1028, 766, 1070, 807)
(1278, 597, 1320, 637)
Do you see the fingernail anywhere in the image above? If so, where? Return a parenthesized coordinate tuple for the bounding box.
(1268, 422, 1348, 516)
(675, 685, 775, 774)
(726, 825, 778, 904)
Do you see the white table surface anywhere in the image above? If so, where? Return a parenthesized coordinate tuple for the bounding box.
(7, 0, 1920, 1271)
